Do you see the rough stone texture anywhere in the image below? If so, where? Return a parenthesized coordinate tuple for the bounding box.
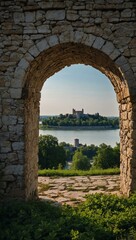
(0, 0, 136, 200)
(38, 175, 120, 206)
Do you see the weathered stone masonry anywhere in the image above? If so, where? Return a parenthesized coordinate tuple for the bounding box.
(0, 0, 136, 199)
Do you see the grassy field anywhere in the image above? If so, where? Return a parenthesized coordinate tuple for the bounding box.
(38, 168, 120, 177)
(1, 193, 136, 240)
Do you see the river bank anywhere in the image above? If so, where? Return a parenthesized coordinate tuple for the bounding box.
(39, 125, 119, 131)
(39, 128, 120, 146)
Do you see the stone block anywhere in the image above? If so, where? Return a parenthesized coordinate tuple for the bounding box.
(0, 118, 2, 128)
(28, 45, 40, 57)
(24, 52, 34, 62)
(95, 18, 102, 24)
(14, 12, 24, 24)
(115, 56, 128, 67)
(121, 111, 128, 120)
(3, 175, 15, 182)
(9, 125, 24, 134)
(10, 52, 23, 62)
(130, 49, 136, 56)
(0, 182, 7, 189)
(67, 10, 79, 21)
(53, 2, 65, 9)
(37, 25, 50, 34)
(5, 165, 24, 176)
(47, 35, 59, 47)
(2, 115, 17, 125)
(36, 10, 45, 21)
(84, 34, 96, 47)
(93, 37, 105, 49)
(36, 38, 49, 52)
(13, 67, 26, 87)
(8, 152, 18, 162)
(59, 31, 72, 43)
(10, 88, 22, 99)
(129, 57, 136, 65)
(46, 10, 65, 20)
(25, 12, 35, 23)
(1, 141, 11, 153)
(23, 39, 35, 50)
(18, 58, 29, 70)
(12, 142, 24, 151)
(102, 41, 115, 55)
(74, 31, 84, 43)
(121, 9, 132, 18)
(38, 2, 53, 9)
(18, 117, 24, 124)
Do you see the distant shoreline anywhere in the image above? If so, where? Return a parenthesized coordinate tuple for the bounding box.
(39, 125, 119, 131)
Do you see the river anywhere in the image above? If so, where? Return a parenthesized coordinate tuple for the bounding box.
(39, 129, 120, 147)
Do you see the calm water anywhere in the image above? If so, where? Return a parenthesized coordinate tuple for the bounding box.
(39, 129, 120, 147)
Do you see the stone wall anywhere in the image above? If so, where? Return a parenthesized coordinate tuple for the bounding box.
(0, 0, 136, 199)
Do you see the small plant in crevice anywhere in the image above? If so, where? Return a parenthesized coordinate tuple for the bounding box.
(38, 183, 51, 193)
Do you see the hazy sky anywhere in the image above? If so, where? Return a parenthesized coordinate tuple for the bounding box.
(40, 64, 119, 117)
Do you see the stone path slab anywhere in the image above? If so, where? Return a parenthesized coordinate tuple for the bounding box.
(38, 175, 120, 206)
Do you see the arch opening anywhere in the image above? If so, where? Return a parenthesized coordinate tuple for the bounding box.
(38, 64, 120, 203)
(23, 42, 131, 199)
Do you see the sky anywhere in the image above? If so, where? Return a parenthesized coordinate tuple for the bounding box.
(40, 64, 119, 117)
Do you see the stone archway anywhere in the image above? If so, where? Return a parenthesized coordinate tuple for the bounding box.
(21, 38, 133, 199)
(0, 0, 136, 199)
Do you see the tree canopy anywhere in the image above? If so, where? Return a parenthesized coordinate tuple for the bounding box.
(41, 114, 119, 128)
(71, 150, 90, 170)
(92, 143, 120, 169)
(38, 135, 67, 169)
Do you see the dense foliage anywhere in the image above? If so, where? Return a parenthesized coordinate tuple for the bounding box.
(71, 151, 91, 170)
(38, 135, 67, 169)
(1, 193, 136, 240)
(78, 144, 98, 160)
(92, 143, 120, 169)
(41, 114, 119, 128)
(38, 134, 120, 170)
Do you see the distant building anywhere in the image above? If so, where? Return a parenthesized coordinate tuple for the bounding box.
(74, 138, 79, 147)
(72, 108, 84, 119)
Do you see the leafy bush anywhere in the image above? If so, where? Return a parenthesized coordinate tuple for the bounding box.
(92, 143, 120, 169)
(1, 193, 136, 240)
(39, 135, 66, 169)
(71, 151, 90, 170)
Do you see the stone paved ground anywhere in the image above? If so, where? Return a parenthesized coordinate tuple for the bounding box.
(38, 175, 120, 206)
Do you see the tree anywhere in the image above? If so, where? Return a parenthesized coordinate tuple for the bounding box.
(79, 144, 98, 160)
(71, 150, 90, 170)
(113, 143, 120, 167)
(92, 143, 120, 169)
(38, 135, 67, 169)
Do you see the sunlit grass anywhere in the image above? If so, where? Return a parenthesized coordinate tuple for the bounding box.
(38, 168, 120, 177)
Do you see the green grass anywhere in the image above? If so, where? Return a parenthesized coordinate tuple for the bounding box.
(38, 168, 120, 177)
(38, 183, 51, 193)
(1, 193, 136, 240)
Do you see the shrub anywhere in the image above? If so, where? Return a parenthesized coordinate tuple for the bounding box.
(1, 193, 136, 240)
